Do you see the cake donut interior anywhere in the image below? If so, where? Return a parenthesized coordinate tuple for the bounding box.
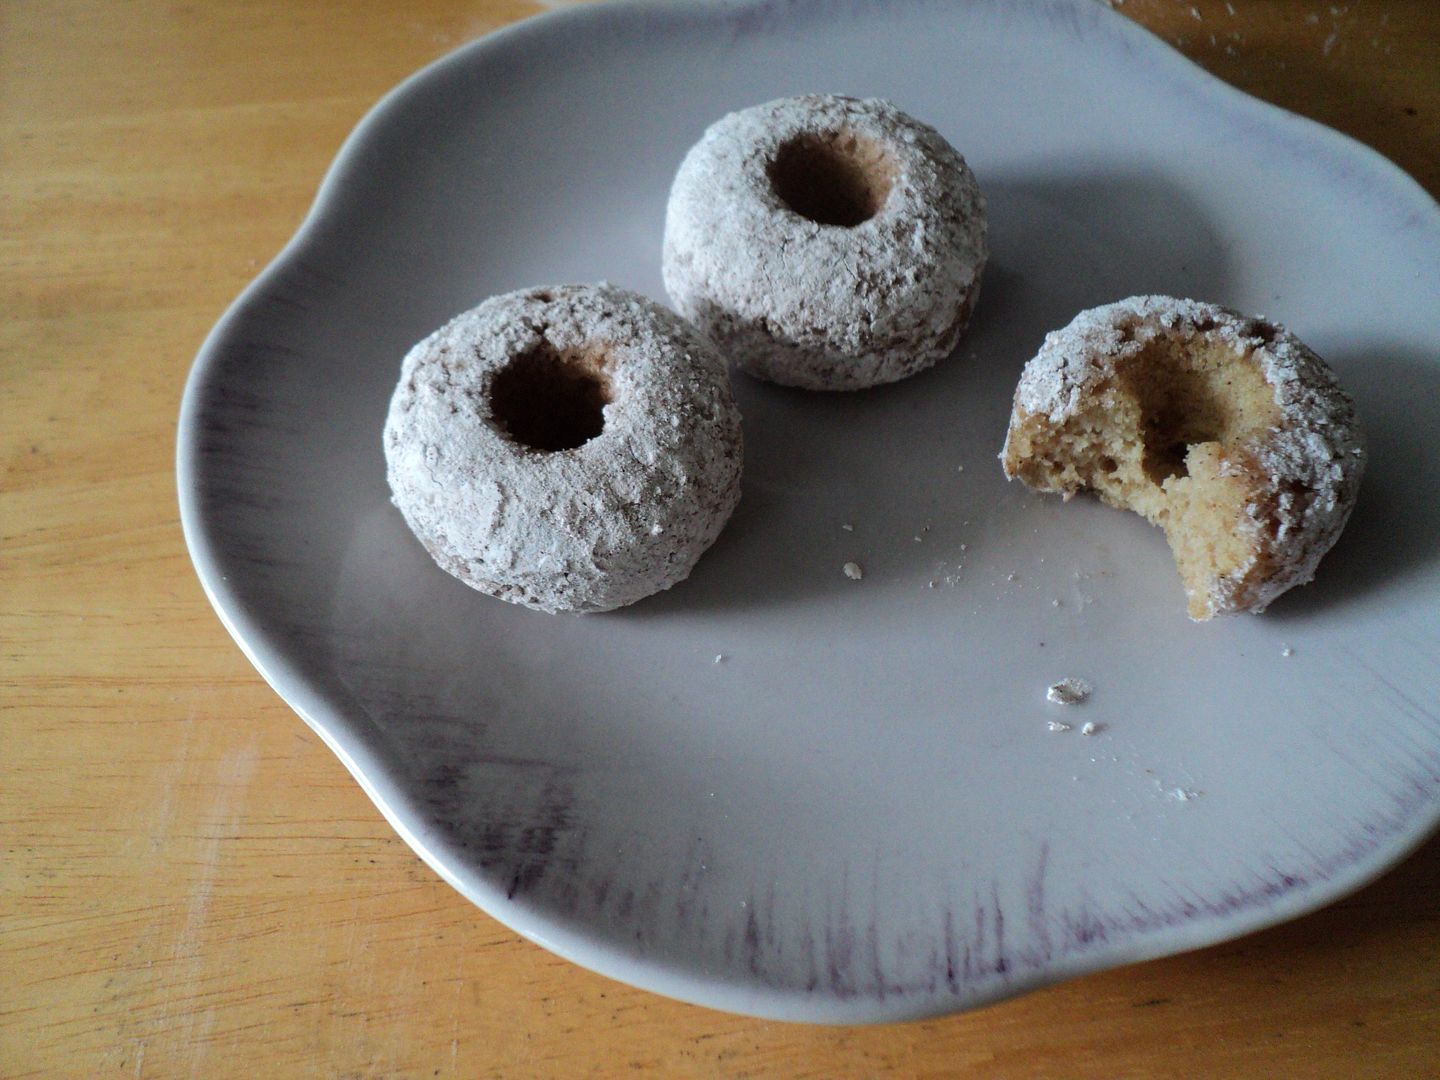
(1002, 296, 1365, 619)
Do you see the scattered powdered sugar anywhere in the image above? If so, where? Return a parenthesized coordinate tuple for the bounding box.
(843, 561, 864, 580)
(1047, 677, 1092, 705)
(1049, 718, 1103, 736)
(929, 561, 963, 588)
(1281, 645, 1294, 658)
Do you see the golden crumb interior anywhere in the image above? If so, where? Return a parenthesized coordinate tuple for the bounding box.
(1005, 336, 1280, 618)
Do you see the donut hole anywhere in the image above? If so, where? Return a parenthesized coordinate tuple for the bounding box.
(1004, 333, 1282, 618)
(767, 129, 896, 227)
(489, 341, 612, 452)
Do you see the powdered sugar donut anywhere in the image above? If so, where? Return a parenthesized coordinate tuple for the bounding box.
(384, 284, 743, 614)
(663, 95, 987, 391)
(1001, 296, 1365, 620)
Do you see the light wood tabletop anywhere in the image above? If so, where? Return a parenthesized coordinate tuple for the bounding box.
(4, 1, 1438, 1075)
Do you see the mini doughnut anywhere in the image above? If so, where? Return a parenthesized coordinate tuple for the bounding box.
(384, 284, 743, 614)
(1001, 296, 1365, 620)
(662, 94, 987, 391)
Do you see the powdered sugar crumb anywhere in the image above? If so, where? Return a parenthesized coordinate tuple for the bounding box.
(1047, 677, 1092, 705)
(843, 561, 864, 580)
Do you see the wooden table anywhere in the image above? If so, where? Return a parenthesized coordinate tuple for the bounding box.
(5, 2, 1438, 1075)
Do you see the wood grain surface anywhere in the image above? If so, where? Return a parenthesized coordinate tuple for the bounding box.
(4, 1, 1438, 1076)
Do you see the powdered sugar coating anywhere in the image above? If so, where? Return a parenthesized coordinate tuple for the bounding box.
(662, 95, 987, 391)
(384, 284, 743, 614)
(1003, 296, 1366, 617)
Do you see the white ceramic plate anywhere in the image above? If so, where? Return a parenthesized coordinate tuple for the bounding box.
(178, 0, 1440, 1023)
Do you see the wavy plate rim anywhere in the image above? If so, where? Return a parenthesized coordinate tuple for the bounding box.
(177, 0, 1440, 1023)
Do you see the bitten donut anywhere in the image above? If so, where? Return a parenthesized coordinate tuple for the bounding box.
(384, 284, 743, 614)
(1001, 296, 1365, 620)
(662, 94, 987, 391)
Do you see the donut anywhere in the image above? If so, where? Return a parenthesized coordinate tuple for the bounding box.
(1000, 296, 1365, 620)
(383, 284, 743, 614)
(662, 94, 987, 391)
